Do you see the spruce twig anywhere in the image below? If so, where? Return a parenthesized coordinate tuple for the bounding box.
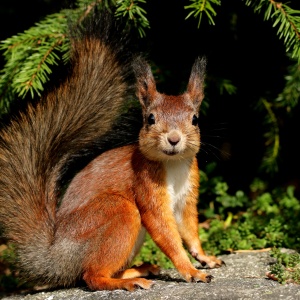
(184, 0, 221, 27)
(0, 0, 150, 113)
(244, 0, 300, 61)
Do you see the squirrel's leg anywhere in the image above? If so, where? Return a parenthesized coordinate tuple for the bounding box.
(177, 192, 224, 268)
(76, 196, 154, 291)
(140, 199, 213, 283)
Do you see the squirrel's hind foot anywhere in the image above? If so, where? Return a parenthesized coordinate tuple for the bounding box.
(116, 263, 160, 279)
(84, 276, 154, 291)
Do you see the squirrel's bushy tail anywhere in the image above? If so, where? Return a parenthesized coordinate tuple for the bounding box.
(0, 11, 133, 286)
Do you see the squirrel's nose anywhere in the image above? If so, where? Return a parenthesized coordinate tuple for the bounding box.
(167, 131, 181, 146)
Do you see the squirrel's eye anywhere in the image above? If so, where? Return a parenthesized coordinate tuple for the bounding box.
(192, 115, 198, 126)
(147, 113, 155, 125)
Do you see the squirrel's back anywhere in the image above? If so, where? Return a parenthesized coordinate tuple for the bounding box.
(0, 10, 133, 286)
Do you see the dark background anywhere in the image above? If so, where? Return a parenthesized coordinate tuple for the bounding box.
(0, 0, 299, 194)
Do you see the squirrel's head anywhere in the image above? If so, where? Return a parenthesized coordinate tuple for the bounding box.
(133, 57, 206, 162)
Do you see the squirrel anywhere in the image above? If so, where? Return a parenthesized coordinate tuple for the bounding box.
(0, 10, 224, 292)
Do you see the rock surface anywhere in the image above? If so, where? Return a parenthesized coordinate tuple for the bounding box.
(2, 250, 300, 300)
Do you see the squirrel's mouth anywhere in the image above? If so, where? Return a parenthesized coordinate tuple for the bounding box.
(163, 150, 179, 156)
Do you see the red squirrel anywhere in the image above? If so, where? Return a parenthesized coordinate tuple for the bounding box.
(0, 10, 223, 291)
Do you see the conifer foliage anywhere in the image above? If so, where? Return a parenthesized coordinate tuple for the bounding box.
(0, 0, 299, 174)
(0, 0, 149, 113)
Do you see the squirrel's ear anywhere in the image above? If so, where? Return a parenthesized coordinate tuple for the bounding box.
(187, 57, 206, 109)
(133, 56, 157, 108)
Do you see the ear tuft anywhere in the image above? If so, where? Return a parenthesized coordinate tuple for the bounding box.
(187, 57, 206, 108)
(132, 56, 157, 108)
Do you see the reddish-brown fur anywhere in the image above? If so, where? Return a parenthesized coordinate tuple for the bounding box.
(57, 143, 222, 290)
(0, 13, 223, 292)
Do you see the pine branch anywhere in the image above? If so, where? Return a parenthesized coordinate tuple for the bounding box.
(276, 58, 300, 111)
(254, 59, 300, 174)
(244, 0, 300, 62)
(0, 12, 69, 112)
(184, 0, 221, 27)
(0, 0, 149, 113)
(260, 58, 300, 173)
(76, 0, 116, 23)
(242, 1, 300, 174)
(115, 0, 150, 37)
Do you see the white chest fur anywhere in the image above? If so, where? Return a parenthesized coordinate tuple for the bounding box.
(164, 159, 192, 224)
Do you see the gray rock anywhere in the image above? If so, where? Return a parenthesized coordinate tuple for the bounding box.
(2, 251, 300, 300)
